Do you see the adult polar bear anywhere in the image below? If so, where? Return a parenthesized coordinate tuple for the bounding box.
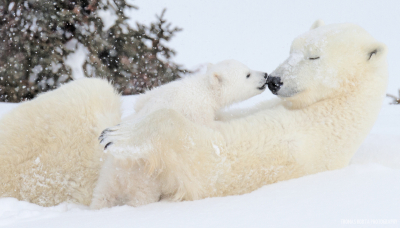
(0, 21, 387, 207)
(96, 21, 388, 207)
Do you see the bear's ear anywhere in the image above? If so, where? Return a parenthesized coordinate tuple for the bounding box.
(310, 20, 325, 30)
(209, 72, 223, 86)
(367, 42, 387, 61)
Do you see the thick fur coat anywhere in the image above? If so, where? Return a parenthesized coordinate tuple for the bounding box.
(0, 78, 121, 206)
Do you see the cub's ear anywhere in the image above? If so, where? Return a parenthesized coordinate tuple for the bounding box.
(209, 72, 223, 86)
(310, 20, 325, 30)
(367, 42, 387, 61)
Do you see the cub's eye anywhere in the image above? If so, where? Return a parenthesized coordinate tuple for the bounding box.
(309, 57, 320, 60)
(246, 74, 251, 78)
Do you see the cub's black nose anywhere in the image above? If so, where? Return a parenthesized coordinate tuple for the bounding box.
(264, 73, 268, 79)
(267, 76, 283, 95)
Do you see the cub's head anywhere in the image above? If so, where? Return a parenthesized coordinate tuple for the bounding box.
(207, 59, 268, 107)
(268, 20, 387, 109)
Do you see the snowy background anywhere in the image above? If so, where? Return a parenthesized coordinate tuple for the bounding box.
(0, 0, 399, 227)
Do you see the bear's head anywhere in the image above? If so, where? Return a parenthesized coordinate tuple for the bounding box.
(207, 59, 268, 107)
(268, 20, 387, 109)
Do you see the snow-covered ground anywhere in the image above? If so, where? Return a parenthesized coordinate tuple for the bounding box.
(1, 0, 400, 227)
(0, 164, 399, 228)
(0, 94, 399, 228)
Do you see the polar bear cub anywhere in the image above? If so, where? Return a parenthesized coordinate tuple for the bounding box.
(99, 60, 268, 149)
(91, 59, 267, 209)
(99, 59, 268, 150)
(133, 59, 267, 126)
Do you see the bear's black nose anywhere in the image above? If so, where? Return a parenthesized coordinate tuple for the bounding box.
(267, 76, 283, 95)
(264, 73, 268, 79)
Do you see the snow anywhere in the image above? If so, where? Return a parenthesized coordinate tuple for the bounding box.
(97, 9, 118, 31)
(1, 0, 400, 227)
(108, 144, 154, 159)
(212, 143, 221, 156)
(64, 39, 89, 80)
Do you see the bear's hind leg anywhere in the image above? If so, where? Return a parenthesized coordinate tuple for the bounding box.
(91, 156, 162, 209)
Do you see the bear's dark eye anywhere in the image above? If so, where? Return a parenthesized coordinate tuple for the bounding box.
(309, 57, 320, 60)
(246, 74, 251, 78)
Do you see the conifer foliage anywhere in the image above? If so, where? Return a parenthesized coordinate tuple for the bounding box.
(0, 0, 187, 102)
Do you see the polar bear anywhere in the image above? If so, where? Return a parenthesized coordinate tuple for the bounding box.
(91, 60, 267, 208)
(0, 21, 388, 208)
(96, 21, 388, 207)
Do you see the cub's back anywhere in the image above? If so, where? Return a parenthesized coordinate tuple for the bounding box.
(133, 76, 216, 125)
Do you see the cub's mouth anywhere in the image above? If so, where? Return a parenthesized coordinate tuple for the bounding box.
(258, 72, 269, 90)
(258, 84, 267, 90)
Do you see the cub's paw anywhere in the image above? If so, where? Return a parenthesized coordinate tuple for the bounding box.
(99, 126, 119, 150)
(98, 122, 151, 158)
(98, 124, 131, 151)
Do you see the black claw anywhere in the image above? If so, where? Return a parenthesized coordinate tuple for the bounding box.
(104, 142, 113, 150)
(98, 128, 116, 141)
(99, 130, 107, 141)
(100, 138, 104, 144)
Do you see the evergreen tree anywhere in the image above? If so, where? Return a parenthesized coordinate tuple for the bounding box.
(0, 0, 188, 102)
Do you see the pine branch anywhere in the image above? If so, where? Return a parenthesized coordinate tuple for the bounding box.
(387, 90, 400, 105)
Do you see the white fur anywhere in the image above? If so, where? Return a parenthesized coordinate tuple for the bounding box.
(130, 59, 266, 126)
(0, 78, 121, 206)
(91, 59, 267, 208)
(93, 21, 388, 208)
